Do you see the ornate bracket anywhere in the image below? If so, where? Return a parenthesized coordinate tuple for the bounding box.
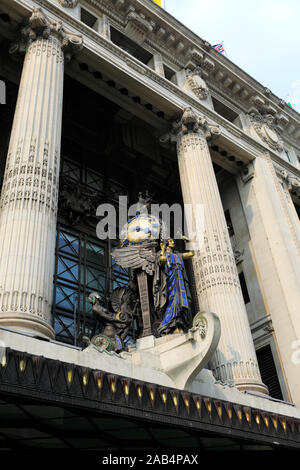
(125, 6, 154, 44)
(57, 0, 79, 7)
(9, 7, 83, 62)
(249, 104, 284, 152)
(184, 67, 210, 101)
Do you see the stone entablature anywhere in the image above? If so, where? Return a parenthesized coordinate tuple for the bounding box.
(4, 0, 300, 148)
(2, 0, 300, 163)
(76, 0, 300, 147)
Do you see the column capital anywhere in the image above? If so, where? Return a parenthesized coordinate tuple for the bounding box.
(180, 107, 220, 138)
(160, 107, 220, 147)
(287, 174, 300, 195)
(274, 164, 300, 196)
(9, 7, 83, 62)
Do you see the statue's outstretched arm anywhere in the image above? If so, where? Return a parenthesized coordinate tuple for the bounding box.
(93, 305, 128, 324)
(181, 235, 195, 260)
(159, 242, 167, 264)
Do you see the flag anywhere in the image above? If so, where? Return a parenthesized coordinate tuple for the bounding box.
(152, 0, 162, 6)
(212, 42, 225, 54)
(285, 95, 293, 108)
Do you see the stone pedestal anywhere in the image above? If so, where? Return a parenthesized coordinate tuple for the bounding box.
(236, 153, 300, 405)
(175, 108, 267, 394)
(0, 8, 82, 338)
(123, 311, 221, 390)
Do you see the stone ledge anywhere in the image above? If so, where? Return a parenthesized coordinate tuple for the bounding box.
(0, 326, 299, 420)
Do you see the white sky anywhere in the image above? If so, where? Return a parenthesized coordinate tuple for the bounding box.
(164, 0, 300, 113)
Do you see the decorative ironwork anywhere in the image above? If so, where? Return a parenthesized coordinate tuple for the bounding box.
(53, 157, 130, 345)
(52, 226, 131, 346)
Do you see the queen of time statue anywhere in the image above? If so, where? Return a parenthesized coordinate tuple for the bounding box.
(81, 192, 198, 353)
(84, 193, 220, 389)
(153, 236, 194, 335)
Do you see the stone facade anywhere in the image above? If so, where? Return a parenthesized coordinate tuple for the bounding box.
(0, 0, 300, 414)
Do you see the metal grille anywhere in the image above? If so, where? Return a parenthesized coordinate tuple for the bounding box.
(52, 155, 130, 346)
(256, 345, 283, 400)
(52, 226, 130, 346)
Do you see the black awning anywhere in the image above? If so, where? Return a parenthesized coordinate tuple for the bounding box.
(0, 347, 299, 450)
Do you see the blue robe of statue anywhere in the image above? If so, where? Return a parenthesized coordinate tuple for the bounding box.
(154, 251, 189, 335)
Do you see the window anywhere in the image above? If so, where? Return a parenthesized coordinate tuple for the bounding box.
(163, 64, 176, 83)
(110, 26, 153, 64)
(239, 271, 250, 304)
(225, 209, 235, 237)
(80, 8, 98, 30)
(212, 97, 239, 123)
(53, 156, 130, 346)
(224, 209, 239, 257)
(294, 202, 300, 219)
(52, 227, 130, 346)
(284, 149, 291, 162)
(256, 345, 283, 400)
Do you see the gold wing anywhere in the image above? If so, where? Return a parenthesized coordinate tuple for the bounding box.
(111, 242, 157, 275)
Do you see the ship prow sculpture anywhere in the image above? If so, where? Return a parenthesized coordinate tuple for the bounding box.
(83, 193, 221, 390)
(121, 311, 221, 390)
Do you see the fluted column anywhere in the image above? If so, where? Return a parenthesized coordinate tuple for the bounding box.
(236, 155, 300, 405)
(175, 108, 267, 393)
(0, 8, 82, 338)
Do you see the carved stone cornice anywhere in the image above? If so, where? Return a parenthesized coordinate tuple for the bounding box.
(160, 107, 220, 147)
(9, 7, 83, 62)
(57, 0, 79, 7)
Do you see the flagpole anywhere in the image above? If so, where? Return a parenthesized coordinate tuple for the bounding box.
(221, 41, 228, 58)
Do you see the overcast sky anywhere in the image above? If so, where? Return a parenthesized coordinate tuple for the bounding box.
(164, 0, 300, 113)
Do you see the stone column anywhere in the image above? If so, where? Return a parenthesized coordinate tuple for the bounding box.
(174, 108, 267, 394)
(236, 154, 300, 406)
(0, 8, 82, 338)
